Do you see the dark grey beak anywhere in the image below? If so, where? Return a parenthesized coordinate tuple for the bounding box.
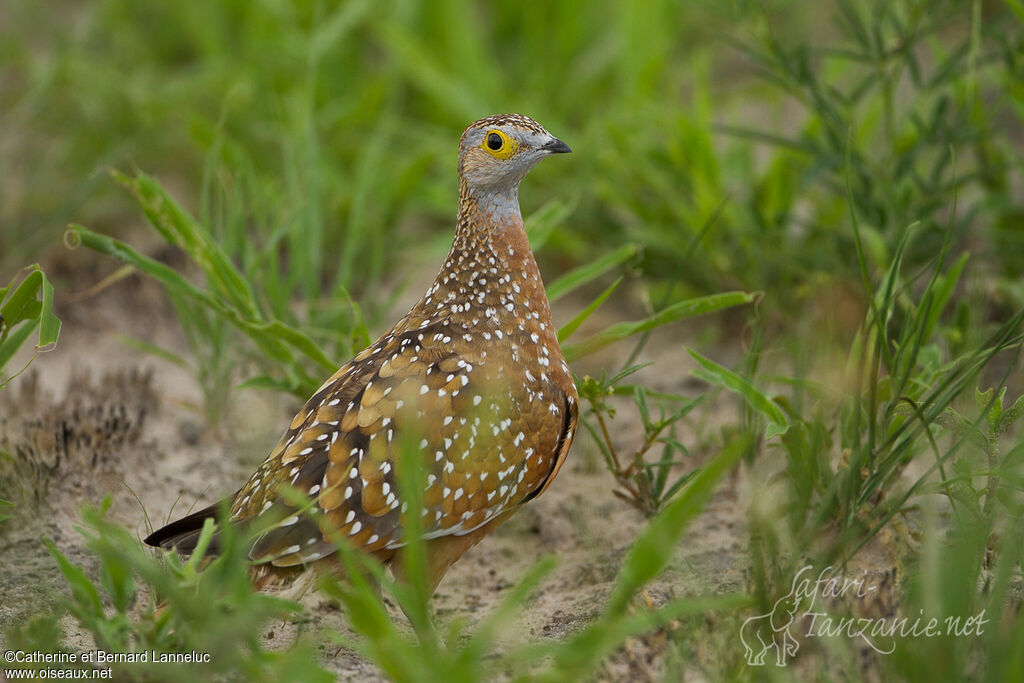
(541, 137, 572, 154)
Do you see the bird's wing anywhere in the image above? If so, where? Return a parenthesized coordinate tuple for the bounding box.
(525, 387, 578, 502)
(231, 313, 569, 568)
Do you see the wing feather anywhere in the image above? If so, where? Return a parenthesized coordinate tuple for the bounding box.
(229, 315, 571, 564)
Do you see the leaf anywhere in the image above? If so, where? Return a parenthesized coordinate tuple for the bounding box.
(607, 363, 654, 387)
(547, 244, 639, 302)
(115, 171, 260, 320)
(72, 224, 300, 369)
(0, 320, 38, 376)
(975, 386, 1003, 432)
(661, 468, 700, 502)
(0, 268, 43, 327)
(634, 385, 653, 433)
(45, 539, 103, 618)
(71, 225, 220, 310)
(919, 252, 968, 344)
(37, 271, 61, 350)
(98, 547, 137, 614)
(687, 348, 789, 438)
(236, 374, 301, 393)
(115, 334, 191, 370)
(997, 393, 1024, 435)
(562, 291, 756, 361)
(927, 406, 987, 448)
(524, 197, 578, 251)
(0, 260, 60, 382)
(258, 319, 336, 372)
(558, 277, 622, 342)
(765, 421, 790, 439)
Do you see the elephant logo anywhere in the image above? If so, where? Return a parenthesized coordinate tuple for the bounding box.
(740, 569, 813, 666)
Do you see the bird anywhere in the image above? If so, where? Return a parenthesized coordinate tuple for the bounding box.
(145, 113, 579, 598)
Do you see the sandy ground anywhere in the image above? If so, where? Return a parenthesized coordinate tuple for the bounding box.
(0, 254, 901, 680)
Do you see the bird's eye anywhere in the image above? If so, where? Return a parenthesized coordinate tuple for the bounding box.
(481, 129, 517, 159)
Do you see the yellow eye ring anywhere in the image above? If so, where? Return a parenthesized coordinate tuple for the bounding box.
(481, 129, 517, 160)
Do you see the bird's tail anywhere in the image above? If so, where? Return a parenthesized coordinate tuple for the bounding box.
(144, 500, 229, 554)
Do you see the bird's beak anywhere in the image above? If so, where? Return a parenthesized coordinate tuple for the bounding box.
(541, 137, 572, 154)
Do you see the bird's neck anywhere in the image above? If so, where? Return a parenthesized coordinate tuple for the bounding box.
(456, 178, 521, 232)
(451, 177, 535, 267)
(414, 178, 549, 325)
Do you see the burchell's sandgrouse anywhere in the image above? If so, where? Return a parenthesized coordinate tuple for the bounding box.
(146, 113, 578, 595)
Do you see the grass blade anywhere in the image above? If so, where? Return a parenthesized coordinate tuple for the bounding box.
(38, 271, 61, 350)
(558, 276, 622, 342)
(688, 348, 789, 438)
(547, 244, 639, 302)
(562, 291, 756, 361)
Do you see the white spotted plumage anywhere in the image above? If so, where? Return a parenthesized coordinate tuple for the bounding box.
(147, 113, 578, 595)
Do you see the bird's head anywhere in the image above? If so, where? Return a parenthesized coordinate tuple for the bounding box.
(457, 113, 571, 194)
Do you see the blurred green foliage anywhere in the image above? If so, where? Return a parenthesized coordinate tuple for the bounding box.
(3, 0, 1024, 679)
(5, 1, 1020, 309)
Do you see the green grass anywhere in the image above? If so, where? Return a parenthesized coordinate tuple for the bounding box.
(2, 0, 1024, 680)
(0, 265, 61, 389)
(7, 438, 745, 682)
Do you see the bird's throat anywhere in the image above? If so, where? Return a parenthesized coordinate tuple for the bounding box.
(422, 181, 548, 328)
